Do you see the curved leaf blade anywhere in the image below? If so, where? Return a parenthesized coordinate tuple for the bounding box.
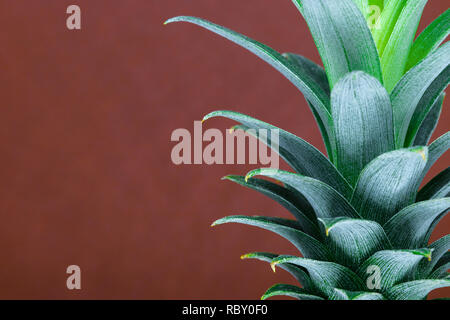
(164, 16, 332, 133)
(292, 0, 383, 89)
(405, 68, 450, 147)
(222, 175, 320, 238)
(418, 235, 450, 278)
(283, 53, 330, 96)
(435, 252, 450, 271)
(386, 278, 450, 300)
(351, 0, 370, 20)
(203, 111, 352, 198)
(331, 71, 394, 186)
(246, 169, 360, 221)
(330, 288, 385, 300)
(425, 132, 450, 175)
(351, 147, 428, 225)
(384, 198, 450, 249)
(417, 167, 450, 202)
(241, 252, 313, 291)
(429, 263, 450, 279)
(380, 0, 428, 92)
(406, 9, 450, 71)
(261, 284, 323, 300)
(281, 53, 335, 162)
(391, 43, 450, 148)
(413, 93, 445, 147)
(319, 217, 391, 270)
(212, 216, 330, 261)
(272, 255, 365, 298)
(358, 249, 432, 291)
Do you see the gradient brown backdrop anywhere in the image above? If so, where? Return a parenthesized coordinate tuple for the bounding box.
(0, 0, 448, 299)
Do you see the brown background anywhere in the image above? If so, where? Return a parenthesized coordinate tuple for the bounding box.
(0, 0, 448, 299)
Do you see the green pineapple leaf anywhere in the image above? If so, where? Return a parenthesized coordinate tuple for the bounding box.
(417, 167, 450, 201)
(351, 147, 428, 225)
(318, 217, 391, 270)
(418, 235, 450, 278)
(283, 53, 334, 160)
(391, 42, 450, 148)
(261, 284, 323, 300)
(429, 236, 450, 272)
(425, 132, 450, 174)
(222, 175, 320, 238)
(168, 0, 450, 300)
(384, 198, 450, 249)
(282, 53, 330, 97)
(434, 252, 450, 272)
(272, 255, 365, 298)
(358, 249, 432, 291)
(241, 252, 313, 291)
(292, 0, 383, 89)
(246, 168, 360, 220)
(406, 9, 450, 71)
(212, 216, 330, 261)
(203, 111, 353, 198)
(379, 0, 427, 92)
(329, 288, 385, 300)
(351, 0, 370, 20)
(331, 71, 394, 186)
(429, 263, 450, 279)
(386, 278, 450, 300)
(164, 16, 333, 139)
(413, 93, 445, 147)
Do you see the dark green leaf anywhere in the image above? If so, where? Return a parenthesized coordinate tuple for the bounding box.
(358, 249, 432, 291)
(406, 9, 450, 71)
(330, 288, 385, 300)
(283, 53, 330, 96)
(429, 263, 449, 279)
(272, 255, 365, 298)
(222, 175, 320, 238)
(261, 284, 324, 300)
(308, 100, 334, 162)
(386, 278, 450, 300)
(405, 68, 450, 147)
(417, 167, 450, 202)
(384, 198, 450, 249)
(435, 252, 450, 271)
(203, 111, 353, 199)
(281, 53, 334, 161)
(391, 43, 450, 148)
(425, 132, 450, 175)
(413, 93, 445, 146)
(164, 16, 332, 137)
(351, 147, 428, 225)
(418, 235, 450, 278)
(318, 217, 391, 270)
(246, 169, 360, 221)
(331, 71, 394, 186)
(292, 0, 383, 89)
(241, 252, 313, 291)
(212, 216, 330, 260)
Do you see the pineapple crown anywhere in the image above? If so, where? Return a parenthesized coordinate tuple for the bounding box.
(166, 0, 450, 300)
